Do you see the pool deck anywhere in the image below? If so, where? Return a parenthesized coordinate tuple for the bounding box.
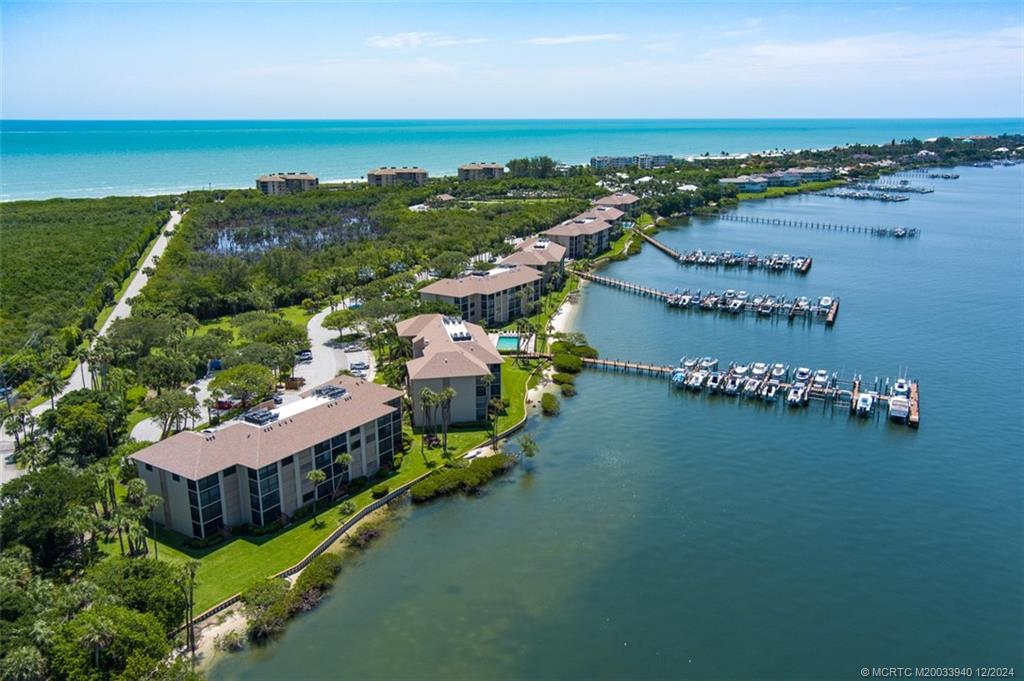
(490, 332, 535, 354)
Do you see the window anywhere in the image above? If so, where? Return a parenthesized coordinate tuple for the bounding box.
(172, 473, 180, 482)
(223, 466, 236, 476)
(314, 440, 331, 455)
(280, 456, 293, 467)
(144, 463, 153, 471)
(303, 490, 315, 503)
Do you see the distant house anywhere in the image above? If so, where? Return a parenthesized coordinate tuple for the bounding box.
(916, 150, 938, 158)
(499, 236, 566, 291)
(397, 314, 503, 427)
(367, 167, 429, 187)
(419, 266, 542, 326)
(130, 377, 402, 539)
(788, 166, 834, 182)
(256, 172, 319, 195)
(458, 162, 505, 181)
(718, 175, 769, 193)
(594, 192, 641, 216)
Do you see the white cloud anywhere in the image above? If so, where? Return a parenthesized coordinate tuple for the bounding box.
(366, 32, 489, 50)
(525, 33, 623, 46)
(722, 17, 763, 38)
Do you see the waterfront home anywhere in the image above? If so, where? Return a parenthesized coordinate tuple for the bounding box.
(499, 236, 566, 291)
(916, 150, 938, 158)
(419, 265, 541, 325)
(591, 155, 673, 170)
(367, 166, 429, 187)
(131, 377, 403, 539)
(763, 170, 801, 187)
(458, 162, 505, 181)
(788, 166, 834, 182)
(397, 314, 503, 427)
(542, 212, 618, 259)
(718, 175, 769, 193)
(594, 191, 641, 215)
(256, 172, 319, 195)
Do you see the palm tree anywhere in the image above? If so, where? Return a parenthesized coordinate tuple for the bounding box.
(40, 371, 61, 410)
(79, 614, 114, 671)
(418, 387, 438, 455)
(437, 386, 457, 456)
(3, 412, 22, 450)
(188, 386, 201, 428)
(333, 453, 352, 493)
(0, 644, 47, 681)
(179, 560, 200, 665)
(487, 397, 504, 449)
(514, 318, 535, 365)
(306, 469, 327, 526)
(75, 346, 90, 389)
(125, 517, 149, 556)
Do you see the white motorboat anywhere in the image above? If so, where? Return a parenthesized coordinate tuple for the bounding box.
(794, 367, 812, 382)
(686, 371, 708, 391)
(724, 374, 743, 395)
(764, 380, 781, 402)
(699, 357, 719, 371)
(892, 378, 910, 397)
(732, 363, 749, 377)
(743, 377, 761, 398)
(813, 369, 829, 387)
(728, 299, 744, 314)
(670, 369, 687, 388)
(888, 396, 911, 422)
(818, 296, 834, 309)
(751, 362, 769, 378)
(736, 290, 749, 301)
(682, 357, 699, 370)
(787, 383, 806, 406)
(770, 363, 788, 380)
(706, 372, 723, 392)
(855, 393, 874, 417)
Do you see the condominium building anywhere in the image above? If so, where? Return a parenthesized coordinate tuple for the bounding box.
(718, 175, 769, 193)
(594, 192, 641, 216)
(131, 377, 403, 539)
(542, 206, 624, 259)
(367, 167, 429, 187)
(591, 155, 673, 170)
(256, 172, 319, 195)
(396, 314, 503, 427)
(458, 162, 505, 181)
(499, 236, 566, 291)
(787, 166, 834, 182)
(419, 266, 541, 326)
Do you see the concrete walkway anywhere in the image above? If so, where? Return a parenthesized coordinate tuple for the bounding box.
(1, 210, 183, 483)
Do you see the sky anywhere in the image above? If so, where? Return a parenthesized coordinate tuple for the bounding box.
(1, 1, 1022, 119)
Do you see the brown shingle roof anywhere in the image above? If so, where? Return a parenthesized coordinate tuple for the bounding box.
(595, 192, 640, 207)
(542, 217, 613, 238)
(500, 237, 566, 267)
(131, 377, 401, 480)
(419, 266, 541, 298)
(459, 162, 505, 170)
(397, 314, 502, 381)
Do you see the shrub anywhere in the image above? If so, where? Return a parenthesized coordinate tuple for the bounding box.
(241, 579, 291, 641)
(338, 500, 357, 517)
(248, 519, 284, 536)
(286, 553, 344, 614)
(541, 393, 560, 416)
(549, 340, 571, 355)
(568, 345, 598, 359)
(551, 372, 575, 385)
(371, 483, 390, 499)
(289, 503, 315, 522)
(215, 630, 246, 652)
(560, 384, 577, 397)
(410, 453, 517, 503)
(185, 533, 225, 549)
(552, 353, 582, 373)
(345, 521, 384, 550)
(347, 476, 369, 494)
(400, 432, 413, 452)
(392, 453, 404, 470)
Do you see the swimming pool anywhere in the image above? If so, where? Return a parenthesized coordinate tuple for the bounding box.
(495, 335, 520, 352)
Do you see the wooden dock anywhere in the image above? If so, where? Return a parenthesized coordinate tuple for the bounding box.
(718, 213, 919, 238)
(569, 356, 921, 429)
(635, 230, 813, 275)
(571, 269, 839, 326)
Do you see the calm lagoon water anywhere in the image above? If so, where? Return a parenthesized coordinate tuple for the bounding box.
(3, 118, 1023, 200)
(210, 165, 1023, 680)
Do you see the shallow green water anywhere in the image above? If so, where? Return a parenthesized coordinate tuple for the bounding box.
(210, 165, 1023, 680)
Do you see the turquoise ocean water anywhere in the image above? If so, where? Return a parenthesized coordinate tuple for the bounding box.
(2, 118, 1022, 200)
(209, 165, 1023, 680)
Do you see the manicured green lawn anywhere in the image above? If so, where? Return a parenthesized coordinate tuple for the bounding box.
(101, 357, 537, 613)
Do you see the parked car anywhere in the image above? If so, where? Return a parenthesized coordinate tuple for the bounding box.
(296, 350, 313, 362)
(349, 361, 369, 370)
(351, 370, 367, 379)
(273, 393, 284, 405)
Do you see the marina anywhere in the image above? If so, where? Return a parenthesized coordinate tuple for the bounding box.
(574, 355, 920, 428)
(820, 189, 911, 202)
(717, 212, 919, 237)
(571, 269, 840, 325)
(852, 181, 935, 193)
(635, 229, 813, 274)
